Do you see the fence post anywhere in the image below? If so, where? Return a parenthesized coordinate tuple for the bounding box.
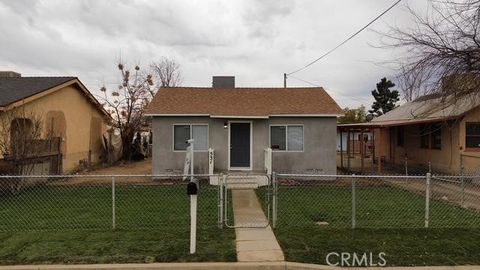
(351, 174, 356, 229)
(218, 173, 224, 229)
(461, 166, 465, 207)
(272, 171, 277, 228)
(112, 176, 116, 230)
(425, 172, 431, 228)
(404, 156, 408, 176)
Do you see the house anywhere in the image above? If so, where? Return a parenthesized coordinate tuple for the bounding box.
(337, 130, 373, 152)
(0, 71, 110, 174)
(145, 77, 342, 175)
(339, 91, 480, 174)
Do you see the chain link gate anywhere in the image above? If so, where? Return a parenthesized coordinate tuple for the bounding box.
(217, 173, 275, 228)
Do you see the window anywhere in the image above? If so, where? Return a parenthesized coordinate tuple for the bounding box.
(270, 125, 304, 151)
(397, 126, 404, 147)
(420, 124, 430, 148)
(419, 123, 442, 149)
(173, 124, 208, 151)
(466, 123, 480, 149)
(430, 123, 442, 149)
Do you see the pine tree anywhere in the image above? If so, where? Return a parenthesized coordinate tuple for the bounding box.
(369, 78, 399, 116)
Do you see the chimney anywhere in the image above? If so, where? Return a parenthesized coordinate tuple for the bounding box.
(212, 76, 235, 88)
(0, 71, 21, 78)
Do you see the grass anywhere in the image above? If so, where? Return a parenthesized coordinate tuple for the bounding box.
(270, 184, 480, 266)
(0, 182, 236, 264)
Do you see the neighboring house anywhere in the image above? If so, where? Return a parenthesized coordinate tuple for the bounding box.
(340, 92, 480, 174)
(336, 131, 372, 152)
(145, 77, 342, 174)
(0, 71, 110, 174)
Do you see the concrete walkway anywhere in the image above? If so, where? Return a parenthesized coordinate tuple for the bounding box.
(231, 189, 284, 262)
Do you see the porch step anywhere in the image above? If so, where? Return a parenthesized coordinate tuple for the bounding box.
(209, 174, 269, 188)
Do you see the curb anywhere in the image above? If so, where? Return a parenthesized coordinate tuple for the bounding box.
(0, 262, 478, 270)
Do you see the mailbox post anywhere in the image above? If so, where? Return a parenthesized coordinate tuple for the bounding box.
(186, 139, 198, 254)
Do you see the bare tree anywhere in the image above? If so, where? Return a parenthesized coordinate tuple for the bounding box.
(151, 57, 182, 91)
(0, 109, 51, 193)
(98, 63, 154, 160)
(380, 0, 480, 101)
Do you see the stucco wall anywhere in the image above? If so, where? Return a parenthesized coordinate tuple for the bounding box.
(373, 110, 480, 174)
(459, 106, 480, 173)
(151, 116, 337, 174)
(0, 85, 107, 172)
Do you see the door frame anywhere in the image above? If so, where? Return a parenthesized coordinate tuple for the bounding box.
(228, 120, 253, 171)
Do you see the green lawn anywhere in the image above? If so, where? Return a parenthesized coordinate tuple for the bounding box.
(0, 182, 236, 264)
(272, 184, 480, 266)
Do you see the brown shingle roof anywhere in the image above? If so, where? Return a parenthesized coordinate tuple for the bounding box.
(145, 87, 342, 117)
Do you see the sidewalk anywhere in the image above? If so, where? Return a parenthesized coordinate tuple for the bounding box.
(231, 189, 284, 262)
(1, 262, 479, 270)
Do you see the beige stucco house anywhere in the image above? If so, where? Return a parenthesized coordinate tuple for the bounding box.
(0, 71, 110, 174)
(145, 77, 342, 175)
(340, 92, 480, 174)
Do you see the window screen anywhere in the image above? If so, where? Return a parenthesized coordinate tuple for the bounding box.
(192, 125, 208, 151)
(420, 124, 429, 148)
(270, 126, 286, 150)
(287, 126, 304, 151)
(174, 125, 190, 150)
(431, 124, 442, 149)
(466, 123, 480, 148)
(397, 126, 404, 147)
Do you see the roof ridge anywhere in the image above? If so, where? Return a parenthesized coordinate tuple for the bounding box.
(159, 86, 325, 90)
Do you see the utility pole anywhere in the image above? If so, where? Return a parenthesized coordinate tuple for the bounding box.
(283, 73, 287, 88)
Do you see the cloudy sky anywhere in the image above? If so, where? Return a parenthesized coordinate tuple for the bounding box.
(0, 0, 427, 109)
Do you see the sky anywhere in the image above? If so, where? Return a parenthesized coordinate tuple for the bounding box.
(0, 0, 428, 109)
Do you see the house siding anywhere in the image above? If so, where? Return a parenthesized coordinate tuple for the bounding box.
(151, 116, 337, 174)
(374, 106, 480, 174)
(0, 85, 108, 173)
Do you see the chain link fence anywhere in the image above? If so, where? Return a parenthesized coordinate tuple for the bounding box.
(274, 173, 480, 229)
(0, 174, 219, 231)
(1, 172, 480, 231)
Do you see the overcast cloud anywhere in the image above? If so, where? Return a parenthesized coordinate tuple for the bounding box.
(0, 0, 427, 108)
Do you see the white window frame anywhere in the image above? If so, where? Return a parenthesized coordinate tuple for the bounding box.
(269, 124, 304, 152)
(172, 124, 209, 152)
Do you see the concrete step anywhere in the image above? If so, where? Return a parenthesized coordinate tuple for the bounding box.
(210, 175, 270, 187)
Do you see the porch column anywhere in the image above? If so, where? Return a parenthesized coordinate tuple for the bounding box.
(377, 128, 383, 174)
(340, 129, 344, 170)
(347, 128, 351, 172)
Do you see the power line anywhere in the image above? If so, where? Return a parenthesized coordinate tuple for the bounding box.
(288, 75, 371, 103)
(287, 0, 402, 76)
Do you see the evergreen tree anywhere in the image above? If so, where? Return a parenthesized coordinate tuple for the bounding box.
(369, 78, 399, 116)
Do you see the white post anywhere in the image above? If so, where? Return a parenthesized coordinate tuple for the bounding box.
(425, 172, 431, 228)
(186, 139, 197, 254)
(218, 173, 225, 229)
(190, 194, 197, 254)
(112, 176, 116, 230)
(190, 140, 194, 182)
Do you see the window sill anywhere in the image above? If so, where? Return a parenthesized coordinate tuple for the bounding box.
(464, 148, 480, 152)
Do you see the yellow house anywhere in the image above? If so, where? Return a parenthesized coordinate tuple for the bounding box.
(339, 92, 480, 174)
(0, 71, 110, 173)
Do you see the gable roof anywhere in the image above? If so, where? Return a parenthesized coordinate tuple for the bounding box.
(145, 87, 342, 118)
(0, 77, 76, 106)
(0, 76, 109, 118)
(369, 92, 480, 126)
